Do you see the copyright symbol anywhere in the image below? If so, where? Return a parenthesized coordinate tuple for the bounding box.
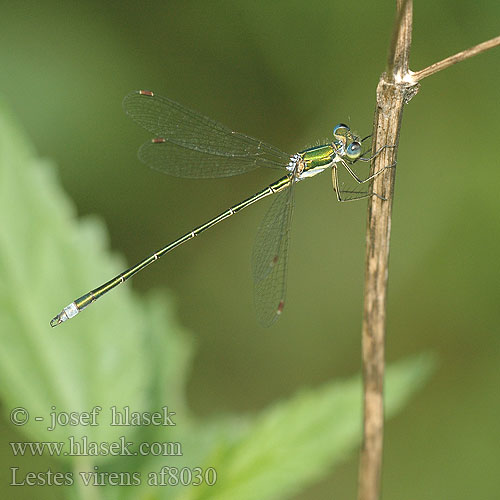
(10, 407, 29, 426)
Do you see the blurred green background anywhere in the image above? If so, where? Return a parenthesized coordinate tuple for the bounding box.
(0, 0, 499, 498)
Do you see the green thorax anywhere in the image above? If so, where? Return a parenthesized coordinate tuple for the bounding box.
(300, 144, 336, 168)
(298, 144, 337, 178)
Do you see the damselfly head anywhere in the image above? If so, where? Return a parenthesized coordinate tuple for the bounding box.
(333, 123, 362, 160)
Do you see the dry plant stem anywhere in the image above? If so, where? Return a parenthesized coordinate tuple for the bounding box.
(413, 35, 500, 81)
(358, 81, 410, 500)
(357, 1, 414, 500)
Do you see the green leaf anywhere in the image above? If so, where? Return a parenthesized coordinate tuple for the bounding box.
(186, 354, 435, 500)
(0, 96, 191, 455)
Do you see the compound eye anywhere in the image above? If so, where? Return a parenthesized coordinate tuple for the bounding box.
(346, 141, 362, 160)
(333, 123, 350, 141)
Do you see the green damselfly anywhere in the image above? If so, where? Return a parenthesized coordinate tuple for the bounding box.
(50, 90, 391, 328)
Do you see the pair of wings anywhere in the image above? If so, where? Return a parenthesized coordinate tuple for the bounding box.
(123, 91, 294, 326)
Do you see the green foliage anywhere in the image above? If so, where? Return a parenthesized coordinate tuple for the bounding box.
(184, 355, 435, 500)
(0, 98, 434, 499)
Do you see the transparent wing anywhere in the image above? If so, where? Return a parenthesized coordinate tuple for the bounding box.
(123, 91, 290, 177)
(252, 183, 295, 327)
(138, 140, 275, 178)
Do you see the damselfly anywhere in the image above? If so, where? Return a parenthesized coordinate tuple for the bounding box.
(50, 90, 391, 328)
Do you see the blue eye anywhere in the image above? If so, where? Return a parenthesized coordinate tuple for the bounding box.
(333, 123, 350, 140)
(346, 141, 362, 160)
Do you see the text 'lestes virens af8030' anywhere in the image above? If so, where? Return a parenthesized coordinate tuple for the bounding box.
(50, 90, 392, 328)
